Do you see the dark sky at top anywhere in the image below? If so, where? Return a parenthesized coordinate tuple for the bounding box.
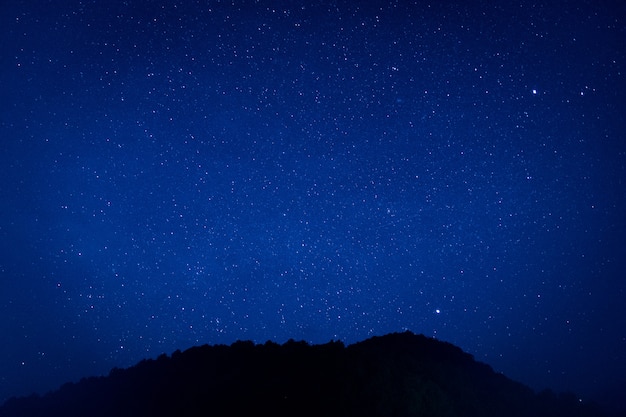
(1, 0, 625, 411)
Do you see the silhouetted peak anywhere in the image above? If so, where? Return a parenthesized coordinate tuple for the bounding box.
(0, 332, 611, 417)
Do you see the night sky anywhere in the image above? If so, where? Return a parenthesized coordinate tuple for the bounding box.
(1, 0, 625, 411)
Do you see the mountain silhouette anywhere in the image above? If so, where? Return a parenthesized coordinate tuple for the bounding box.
(0, 331, 611, 417)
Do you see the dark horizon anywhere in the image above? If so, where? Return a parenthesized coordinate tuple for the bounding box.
(2, 330, 624, 414)
(0, 332, 616, 417)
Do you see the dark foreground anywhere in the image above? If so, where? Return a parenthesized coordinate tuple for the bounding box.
(0, 332, 611, 417)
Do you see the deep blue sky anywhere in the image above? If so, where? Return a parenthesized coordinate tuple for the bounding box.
(1, 0, 625, 412)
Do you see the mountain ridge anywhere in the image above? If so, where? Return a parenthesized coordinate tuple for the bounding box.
(0, 331, 611, 417)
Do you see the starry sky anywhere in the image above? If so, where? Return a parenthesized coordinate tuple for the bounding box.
(1, 0, 625, 411)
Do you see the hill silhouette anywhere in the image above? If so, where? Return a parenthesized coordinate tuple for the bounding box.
(0, 331, 611, 417)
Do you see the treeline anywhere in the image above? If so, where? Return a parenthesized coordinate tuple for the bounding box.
(0, 331, 612, 417)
